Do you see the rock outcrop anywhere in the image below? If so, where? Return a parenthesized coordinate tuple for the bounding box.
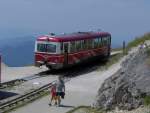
(95, 48, 150, 110)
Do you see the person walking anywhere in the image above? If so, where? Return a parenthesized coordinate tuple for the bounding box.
(56, 76, 65, 106)
(49, 83, 57, 106)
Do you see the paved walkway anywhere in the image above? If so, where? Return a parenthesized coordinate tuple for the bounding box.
(10, 62, 121, 113)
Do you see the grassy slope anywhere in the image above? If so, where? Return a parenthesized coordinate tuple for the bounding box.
(127, 32, 150, 50)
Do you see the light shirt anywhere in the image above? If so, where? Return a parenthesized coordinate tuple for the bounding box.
(56, 80, 65, 92)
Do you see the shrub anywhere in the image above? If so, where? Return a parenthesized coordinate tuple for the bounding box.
(144, 96, 150, 106)
(67, 106, 103, 113)
(146, 48, 150, 56)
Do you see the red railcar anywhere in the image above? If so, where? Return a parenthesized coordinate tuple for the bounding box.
(35, 31, 111, 69)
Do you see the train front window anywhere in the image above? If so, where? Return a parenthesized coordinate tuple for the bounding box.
(37, 43, 56, 53)
(37, 44, 47, 52)
(47, 44, 56, 53)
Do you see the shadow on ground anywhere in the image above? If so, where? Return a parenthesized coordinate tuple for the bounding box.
(37, 56, 109, 77)
(59, 104, 75, 108)
(0, 91, 18, 100)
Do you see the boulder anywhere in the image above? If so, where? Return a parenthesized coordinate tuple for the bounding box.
(95, 48, 150, 110)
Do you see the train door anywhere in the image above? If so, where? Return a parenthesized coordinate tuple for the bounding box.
(105, 36, 111, 57)
(63, 42, 69, 66)
(108, 36, 111, 57)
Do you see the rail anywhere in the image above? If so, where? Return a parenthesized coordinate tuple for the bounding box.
(0, 79, 26, 89)
(0, 80, 56, 113)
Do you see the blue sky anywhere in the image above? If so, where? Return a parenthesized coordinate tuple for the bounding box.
(0, 0, 150, 46)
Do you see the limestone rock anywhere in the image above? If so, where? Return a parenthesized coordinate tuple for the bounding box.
(95, 49, 150, 110)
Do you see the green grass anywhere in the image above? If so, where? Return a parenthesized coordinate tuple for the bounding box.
(112, 32, 150, 55)
(145, 48, 150, 66)
(67, 106, 150, 113)
(127, 32, 150, 51)
(97, 53, 124, 71)
(111, 47, 122, 52)
(146, 48, 150, 56)
(67, 106, 104, 113)
(106, 53, 123, 67)
(144, 96, 150, 106)
(142, 49, 150, 106)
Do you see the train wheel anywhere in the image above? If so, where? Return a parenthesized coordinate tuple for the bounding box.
(46, 65, 52, 70)
(102, 51, 110, 62)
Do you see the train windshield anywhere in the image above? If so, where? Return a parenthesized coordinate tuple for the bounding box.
(37, 43, 56, 53)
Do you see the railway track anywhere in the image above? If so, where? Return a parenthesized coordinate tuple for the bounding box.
(0, 74, 46, 90)
(0, 79, 26, 89)
(0, 80, 57, 113)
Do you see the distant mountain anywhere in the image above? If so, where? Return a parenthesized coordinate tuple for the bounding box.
(0, 36, 119, 67)
(0, 36, 36, 67)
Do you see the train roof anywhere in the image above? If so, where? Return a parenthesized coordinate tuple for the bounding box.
(37, 32, 111, 42)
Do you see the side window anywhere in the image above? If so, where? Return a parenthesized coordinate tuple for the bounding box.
(82, 40, 88, 50)
(102, 37, 108, 46)
(37, 44, 47, 52)
(98, 37, 102, 47)
(94, 38, 99, 48)
(87, 39, 93, 49)
(70, 41, 76, 52)
(76, 41, 82, 51)
(81, 40, 85, 50)
(108, 36, 111, 45)
(105, 37, 107, 45)
(60, 42, 63, 53)
(101, 37, 105, 46)
(47, 44, 56, 53)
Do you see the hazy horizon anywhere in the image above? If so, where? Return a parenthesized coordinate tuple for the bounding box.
(0, 0, 150, 46)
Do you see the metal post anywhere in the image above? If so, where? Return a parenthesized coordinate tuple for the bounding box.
(123, 41, 126, 55)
